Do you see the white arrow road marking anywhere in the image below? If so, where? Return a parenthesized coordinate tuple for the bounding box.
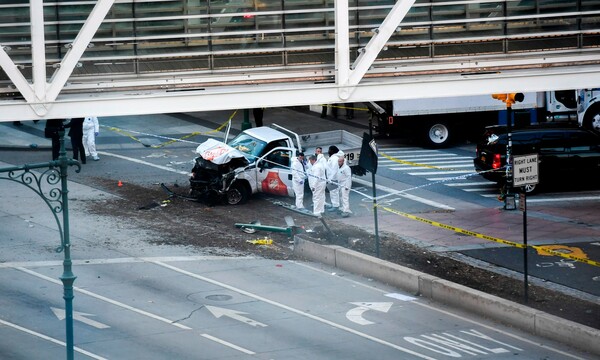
(205, 305, 267, 327)
(346, 302, 393, 325)
(385, 293, 417, 301)
(0, 318, 107, 360)
(51, 307, 110, 329)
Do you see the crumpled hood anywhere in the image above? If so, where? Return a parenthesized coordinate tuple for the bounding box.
(195, 138, 248, 165)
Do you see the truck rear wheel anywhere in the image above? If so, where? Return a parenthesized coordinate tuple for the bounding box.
(582, 105, 600, 131)
(226, 181, 249, 205)
(423, 121, 451, 148)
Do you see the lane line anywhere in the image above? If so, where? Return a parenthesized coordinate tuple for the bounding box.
(0, 318, 107, 360)
(0, 255, 254, 269)
(352, 177, 454, 210)
(151, 260, 437, 360)
(14, 263, 258, 355)
(463, 188, 497, 192)
(380, 159, 473, 165)
(390, 164, 474, 170)
(528, 196, 600, 203)
(16, 267, 193, 330)
(408, 170, 474, 175)
(201, 334, 255, 355)
(446, 182, 495, 187)
(97, 151, 189, 175)
(382, 154, 471, 160)
(293, 261, 587, 360)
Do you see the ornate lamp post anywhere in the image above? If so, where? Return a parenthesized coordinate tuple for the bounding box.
(0, 130, 80, 359)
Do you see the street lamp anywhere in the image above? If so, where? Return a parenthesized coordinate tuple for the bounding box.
(0, 130, 80, 359)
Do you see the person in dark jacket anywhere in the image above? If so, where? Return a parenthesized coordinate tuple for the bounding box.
(64, 118, 86, 164)
(44, 119, 64, 160)
(252, 108, 264, 127)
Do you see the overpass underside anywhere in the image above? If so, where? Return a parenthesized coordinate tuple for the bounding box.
(0, 0, 599, 121)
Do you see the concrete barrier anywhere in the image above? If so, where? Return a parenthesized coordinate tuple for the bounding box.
(334, 247, 422, 295)
(292, 238, 340, 267)
(429, 278, 539, 333)
(293, 237, 600, 357)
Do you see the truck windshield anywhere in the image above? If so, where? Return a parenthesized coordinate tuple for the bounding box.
(228, 133, 267, 162)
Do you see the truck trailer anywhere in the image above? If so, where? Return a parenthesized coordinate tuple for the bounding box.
(366, 90, 596, 148)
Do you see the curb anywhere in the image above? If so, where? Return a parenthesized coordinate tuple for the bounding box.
(293, 236, 600, 357)
(0, 145, 50, 151)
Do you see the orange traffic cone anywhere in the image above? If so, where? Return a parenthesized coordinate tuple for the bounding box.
(118, 180, 123, 187)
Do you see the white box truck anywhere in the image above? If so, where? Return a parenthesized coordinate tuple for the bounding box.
(366, 90, 584, 147)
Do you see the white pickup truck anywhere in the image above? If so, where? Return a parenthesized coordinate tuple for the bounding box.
(189, 124, 363, 205)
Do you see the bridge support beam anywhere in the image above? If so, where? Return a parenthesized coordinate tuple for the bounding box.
(338, 0, 416, 100)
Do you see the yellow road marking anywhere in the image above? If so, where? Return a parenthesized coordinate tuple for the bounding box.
(378, 205, 599, 267)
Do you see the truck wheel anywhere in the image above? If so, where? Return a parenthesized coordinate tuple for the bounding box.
(226, 182, 249, 205)
(424, 122, 451, 148)
(582, 106, 600, 131)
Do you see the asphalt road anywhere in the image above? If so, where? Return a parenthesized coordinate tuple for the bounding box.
(0, 184, 591, 359)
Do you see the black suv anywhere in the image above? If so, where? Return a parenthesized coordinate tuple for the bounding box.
(473, 125, 600, 193)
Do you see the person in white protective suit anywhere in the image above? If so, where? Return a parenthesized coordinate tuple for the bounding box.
(83, 116, 100, 161)
(306, 146, 325, 174)
(337, 156, 353, 217)
(308, 154, 326, 217)
(326, 145, 344, 212)
(291, 152, 308, 210)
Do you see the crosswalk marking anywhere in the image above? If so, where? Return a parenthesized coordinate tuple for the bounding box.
(446, 182, 494, 187)
(381, 154, 471, 160)
(378, 146, 494, 197)
(377, 146, 600, 202)
(390, 164, 474, 170)
(408, 170, 474, 176)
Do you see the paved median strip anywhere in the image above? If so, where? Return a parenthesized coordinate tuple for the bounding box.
(378, 205, 600, 268)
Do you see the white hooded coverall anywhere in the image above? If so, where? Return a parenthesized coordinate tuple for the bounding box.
(291, 156, 307, 209)
(326, 150, 344, 208)
(83, 116, 100, 158)
(337, 161, 352, 214)
(308, 159, 326, 216)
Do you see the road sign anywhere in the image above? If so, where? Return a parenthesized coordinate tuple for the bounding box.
(513, 154, 538, 187)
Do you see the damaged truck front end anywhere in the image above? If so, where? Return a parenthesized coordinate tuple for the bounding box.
(189, 138, 250, 205)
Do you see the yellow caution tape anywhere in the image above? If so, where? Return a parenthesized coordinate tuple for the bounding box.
(153, 111, 237, 148)
(103, 110, 238, 148)
(103, 126, 143, 144)
(320, 104, 369, 112)
(378, 205, 600, 268)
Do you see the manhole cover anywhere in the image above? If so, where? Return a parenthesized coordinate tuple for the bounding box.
(205, 294, 233, 301)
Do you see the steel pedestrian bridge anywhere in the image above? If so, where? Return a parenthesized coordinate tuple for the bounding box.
(1, 0, 599, 121)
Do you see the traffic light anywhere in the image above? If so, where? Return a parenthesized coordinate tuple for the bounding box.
(492, 93, 524, 108)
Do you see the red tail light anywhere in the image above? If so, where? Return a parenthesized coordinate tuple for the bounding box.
(492, 154, 501, 169)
